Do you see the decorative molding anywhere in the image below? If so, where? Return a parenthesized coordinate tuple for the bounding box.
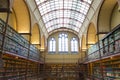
(97, 32, 108, 35)
(19, 33, 31, 35)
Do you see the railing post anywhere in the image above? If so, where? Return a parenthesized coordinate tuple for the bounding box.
(0, 1, 10, 80)
(25, 33, 31, 80)
(97, 34, 104, 80)
(0, 0, 10, 64)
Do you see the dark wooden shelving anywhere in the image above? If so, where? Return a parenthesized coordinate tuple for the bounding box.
(84, 24, 120, 80)
(0, 18, 44, 79)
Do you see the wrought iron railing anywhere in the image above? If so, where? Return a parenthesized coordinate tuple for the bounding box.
(0, 18, 44, 63)
(85, 24, 120, 62)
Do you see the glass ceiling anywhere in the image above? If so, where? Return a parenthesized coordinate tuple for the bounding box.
(35, 0, 92, 33)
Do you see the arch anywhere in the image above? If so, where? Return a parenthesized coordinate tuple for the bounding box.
(81, 35, 87, 51)
(111, 4, 120, 29)
(9, 9, 17, 30)
(48, 28, 78, 38)
(13, 0, 30, 33)
(98, 0, 117, 33)
(0, 9, 17, 30)
(31, 23, 41, 44)
(86, 23, 97, 48)
(80, 35, 87, 59)
(41, 35, 45, 51)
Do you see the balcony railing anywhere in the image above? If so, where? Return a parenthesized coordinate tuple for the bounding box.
(85, 24, 120, 63)
(0, 18, 44, 63)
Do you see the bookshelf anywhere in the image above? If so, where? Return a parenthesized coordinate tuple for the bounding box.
(0, 54, 27, 80)
(0, 18, 43, 62)
(104, 58, 120, 80)
(43, 64, 78, 79)
(0, 18, 44, 79)
(79, 63, 87, 79)
(85, 24, 120, 80)
(86, 24, 120, 62)
(29, 44, 40, 61)
(0, 54, 43, 80)
(92, 57, 120, 80)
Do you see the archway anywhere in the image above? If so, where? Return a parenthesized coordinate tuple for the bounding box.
(13, 0, 30, 33)
(0, 10, 17, 29)
(111, 4, 120, 29)
(97, 0, 117, 39)
(41, 35, 45, 51)
(86, 23, 97, 48)
(81, 35, 87, 51)
(31, 23, 41, 49)
(81, 35, 87, 60)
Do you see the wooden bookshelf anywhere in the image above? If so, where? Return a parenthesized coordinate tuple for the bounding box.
(0, 18, 43, 62)
(0, 54, 43, 80)
(91, 56, 120, 80)
(84, 24, 120, 80)
(0, 18, 44, 79)
(0, 54, 26, 79)
(79, 63, 87, 79)
(86, 24, 120, 62)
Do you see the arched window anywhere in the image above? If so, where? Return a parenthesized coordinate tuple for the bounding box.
(59, 33, 68, 52)
(49, 37, 56, 52)
(71, 37, 78, 52)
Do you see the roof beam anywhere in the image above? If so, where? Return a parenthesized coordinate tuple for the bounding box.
(44, 17, 83, 24)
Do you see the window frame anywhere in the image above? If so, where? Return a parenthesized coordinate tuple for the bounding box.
(48, 37, 56, 53)
(71, 37, 78, 53)
(58, 33, 68, 53)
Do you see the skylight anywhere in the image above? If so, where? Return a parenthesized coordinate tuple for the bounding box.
(35, 0, 92, 32)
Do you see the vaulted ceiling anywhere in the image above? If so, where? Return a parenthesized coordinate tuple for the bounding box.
(35, 0, 93, 33)
(26, 0, 103, 38)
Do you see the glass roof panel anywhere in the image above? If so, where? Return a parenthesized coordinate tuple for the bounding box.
(35, 0, 93, 32)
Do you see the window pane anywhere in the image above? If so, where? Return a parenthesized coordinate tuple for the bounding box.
(35, 0, 93, 32)
(49, 37, 56, 52)
(71, 37, 78, 52)
(59, 33, 68, 52)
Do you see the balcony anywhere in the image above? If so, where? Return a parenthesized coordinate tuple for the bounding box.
(0, 18, 44, 63)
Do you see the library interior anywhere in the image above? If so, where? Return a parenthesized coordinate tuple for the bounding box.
(0, 0, 120, 80)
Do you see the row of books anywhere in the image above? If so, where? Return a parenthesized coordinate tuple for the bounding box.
(0, 18, 42, 62)
(87, 24, 120, 61)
